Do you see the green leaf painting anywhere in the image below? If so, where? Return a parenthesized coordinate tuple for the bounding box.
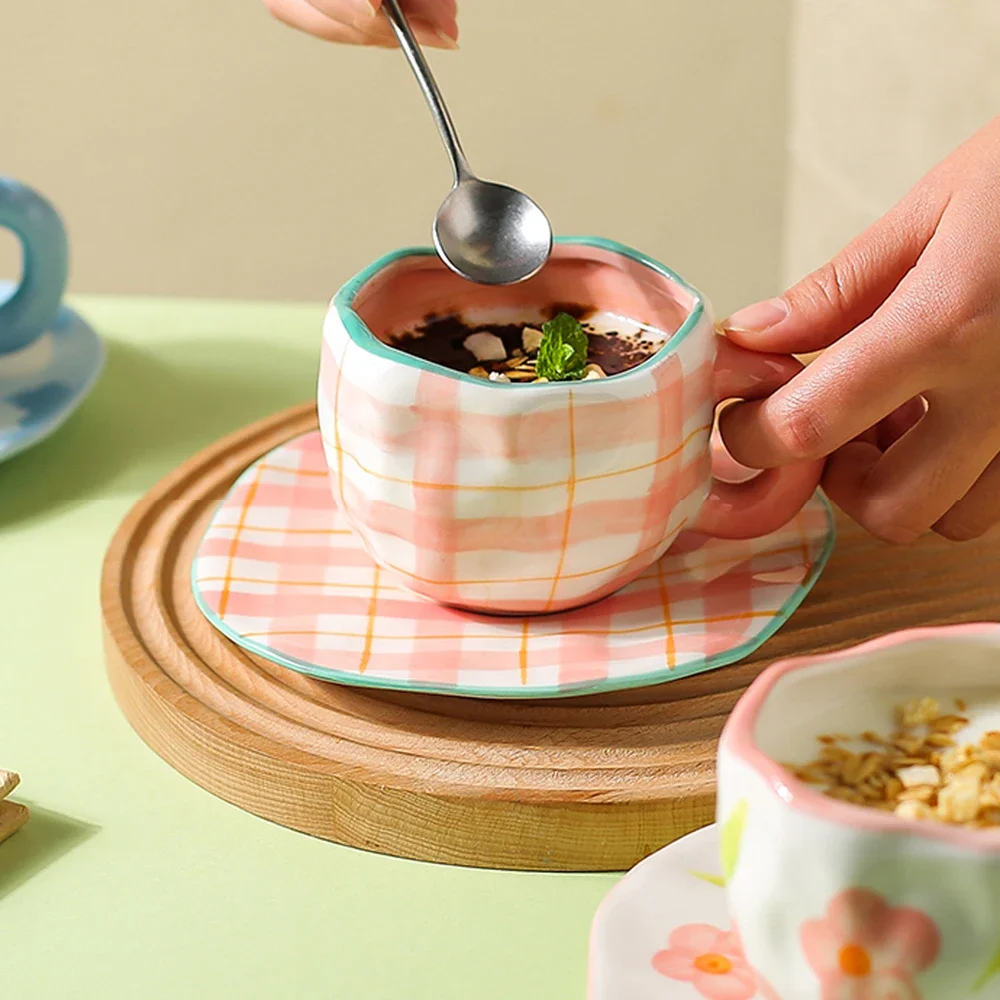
(720, 799, 749, 884)
(689, 871, 726, 888)
(973, 940, 1000, 993)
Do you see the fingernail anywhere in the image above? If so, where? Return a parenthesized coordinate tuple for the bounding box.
(356, 0, 379, 16)
(723, 298, 788, 334)
(433, 27, 459, 48)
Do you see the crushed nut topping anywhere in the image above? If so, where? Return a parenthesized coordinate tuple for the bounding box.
(784, 697, 1000, 828)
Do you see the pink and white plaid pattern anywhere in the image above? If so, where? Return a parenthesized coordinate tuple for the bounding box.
(193, 432, 834, 698)
(318, 297, 717, 615)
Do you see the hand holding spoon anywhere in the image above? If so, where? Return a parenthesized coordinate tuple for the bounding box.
(382, 0, 553, 285)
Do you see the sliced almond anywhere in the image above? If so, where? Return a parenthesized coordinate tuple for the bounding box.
(894, 736, 925, 756)
(931, 714, 969, 735)
(897, 764, 941, 789)
(958, 761, 990, 783)
(883, 777, 904, 801)
(464, 331, 507, 363)
(521, 326, 544, 354)
(895, 800, 934, 821)
(898, 697, 941, 727)
(938, 778, 981, 823)
(977, 749, 1000, 771)
(925, 733, 957, 748)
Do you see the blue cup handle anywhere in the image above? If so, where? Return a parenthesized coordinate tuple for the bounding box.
(0, 178, 69, 355)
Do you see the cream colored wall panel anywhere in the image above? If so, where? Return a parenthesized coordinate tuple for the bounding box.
(4, 1, 790, 315)
(784, 0, 1000, 286)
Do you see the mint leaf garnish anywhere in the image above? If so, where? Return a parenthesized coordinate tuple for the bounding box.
(535, 313, 589, 381)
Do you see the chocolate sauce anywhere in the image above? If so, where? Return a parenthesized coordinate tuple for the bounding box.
(389, 307, 660, 379)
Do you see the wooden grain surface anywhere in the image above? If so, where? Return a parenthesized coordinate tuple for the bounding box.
(0, 770, 26, 846)
(0, 802, 29, 846)
(100, 402, 1000, 871)
(0, 770, 19, 801)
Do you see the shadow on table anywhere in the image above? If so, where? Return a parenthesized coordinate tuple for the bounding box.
(0, 334, 317, 529)
(0, 803, 99, 901)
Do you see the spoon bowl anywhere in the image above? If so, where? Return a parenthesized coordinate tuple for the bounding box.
(383, 0, 553, 285)
(433, 179, 552, 285)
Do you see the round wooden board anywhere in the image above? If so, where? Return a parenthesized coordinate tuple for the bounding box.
(102, 403, 1000, 871)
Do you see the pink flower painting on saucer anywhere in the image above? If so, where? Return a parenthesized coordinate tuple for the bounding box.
(652, 923, 758, 999)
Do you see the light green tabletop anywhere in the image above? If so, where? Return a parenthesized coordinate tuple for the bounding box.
(0, 297, 616, 1000)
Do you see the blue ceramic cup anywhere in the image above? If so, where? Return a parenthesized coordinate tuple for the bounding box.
(0, 178, 69, 356)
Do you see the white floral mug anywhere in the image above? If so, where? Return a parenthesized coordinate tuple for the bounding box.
(318, 237, 823, 614)
(718, 624, 1000, 1000)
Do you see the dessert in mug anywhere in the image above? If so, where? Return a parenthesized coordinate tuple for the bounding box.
(388, 306, 666, 383)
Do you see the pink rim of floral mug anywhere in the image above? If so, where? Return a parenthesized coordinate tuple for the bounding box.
(722, 622, 1000, 851)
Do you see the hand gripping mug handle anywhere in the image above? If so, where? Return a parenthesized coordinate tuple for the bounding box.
(692, 337, 824, 539)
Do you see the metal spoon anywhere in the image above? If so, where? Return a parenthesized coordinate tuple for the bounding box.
(382, 0, 553, 285)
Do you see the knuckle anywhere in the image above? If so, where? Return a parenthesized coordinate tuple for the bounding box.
(800, 258, 858, 317)
(857, 496, 924, 545)
(770, 400, 828, 461)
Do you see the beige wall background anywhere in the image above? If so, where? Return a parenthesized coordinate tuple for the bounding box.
(5, 0, 791, 318)
(4, 1, 997, 317)
(784, 0, 1000, 286)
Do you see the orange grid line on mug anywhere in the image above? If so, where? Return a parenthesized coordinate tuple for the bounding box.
(196, 536, 811, 595)
(209, 524, 356, 536)
(544, 390, 577, 612)
(308, 421, 713, 494)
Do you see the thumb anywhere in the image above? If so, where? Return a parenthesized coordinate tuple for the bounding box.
(720, 192, 941, 354)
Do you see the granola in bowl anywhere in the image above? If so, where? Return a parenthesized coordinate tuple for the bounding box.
(786, 696, 1000, 827)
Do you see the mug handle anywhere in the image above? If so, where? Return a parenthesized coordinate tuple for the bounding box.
(0, 178, 69, 355)
(691, 337, 824, 539)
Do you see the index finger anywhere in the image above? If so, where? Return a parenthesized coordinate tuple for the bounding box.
(718, 276, 937, 468)
(265, 0, 458, 46)
(312, 0, 459, 42)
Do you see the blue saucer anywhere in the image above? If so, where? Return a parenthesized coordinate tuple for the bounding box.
(0, 283, 104, 464)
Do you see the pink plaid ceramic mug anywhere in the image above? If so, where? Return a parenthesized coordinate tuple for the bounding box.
(317, 237, 823, 614)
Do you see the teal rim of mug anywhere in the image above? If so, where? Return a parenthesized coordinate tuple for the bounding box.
(191, 485, 836, 701)
(331, 235, 707, 388)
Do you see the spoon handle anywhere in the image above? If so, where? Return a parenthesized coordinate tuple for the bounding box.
(382, 0, 471, 183)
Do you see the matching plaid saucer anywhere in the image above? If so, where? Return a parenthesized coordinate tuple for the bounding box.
(192, 431, 835, 699)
